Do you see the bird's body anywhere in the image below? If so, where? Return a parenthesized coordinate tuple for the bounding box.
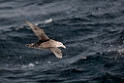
(25, 20, 66, 58)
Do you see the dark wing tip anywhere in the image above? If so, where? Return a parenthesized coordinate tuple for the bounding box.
(24, 20, 35, 29)
(24, 20, 31, 25)
(24, 20, 50, 40)
(24, 19, 27, 21)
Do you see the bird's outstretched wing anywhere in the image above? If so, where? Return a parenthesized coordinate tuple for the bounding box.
(25, 20, 49, 41)
(49, 47, 62, 58)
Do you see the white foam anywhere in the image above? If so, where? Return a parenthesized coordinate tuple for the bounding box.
(14, 19, 53, 30)
(35, 61, 39, 64)
(35, 18, 53, 25)
(47, 61, 51, 64)
(22, 63, 35, 68)
(29, 63, 34, 67)
(44, 18, 53, 24)
(117, 49, 124, 54)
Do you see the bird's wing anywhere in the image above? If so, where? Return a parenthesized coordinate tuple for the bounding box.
(25, 20, 49, 41)
(49, 47, 62, 58)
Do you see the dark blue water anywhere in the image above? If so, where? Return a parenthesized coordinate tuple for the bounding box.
(0, 0, 124, 83)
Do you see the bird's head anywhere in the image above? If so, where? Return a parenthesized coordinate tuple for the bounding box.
(56, 42, 66, 49)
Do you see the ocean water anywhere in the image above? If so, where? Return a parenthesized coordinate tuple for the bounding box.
(0, 0, 124, 83)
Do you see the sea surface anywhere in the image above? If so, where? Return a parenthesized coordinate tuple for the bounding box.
(0, 0, 124, 83)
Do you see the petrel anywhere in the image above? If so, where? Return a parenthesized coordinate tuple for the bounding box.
(25, 20, 66, 58)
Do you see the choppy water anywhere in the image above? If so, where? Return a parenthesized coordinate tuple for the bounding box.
(0, 0, 124, 83)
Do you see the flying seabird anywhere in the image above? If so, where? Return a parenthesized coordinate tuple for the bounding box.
(25, 20, 66, 58)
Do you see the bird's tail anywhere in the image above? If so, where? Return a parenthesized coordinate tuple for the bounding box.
(25, 43, 35, 48)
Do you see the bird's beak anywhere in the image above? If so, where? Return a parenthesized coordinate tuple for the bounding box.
(62, 45, 66, 49)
